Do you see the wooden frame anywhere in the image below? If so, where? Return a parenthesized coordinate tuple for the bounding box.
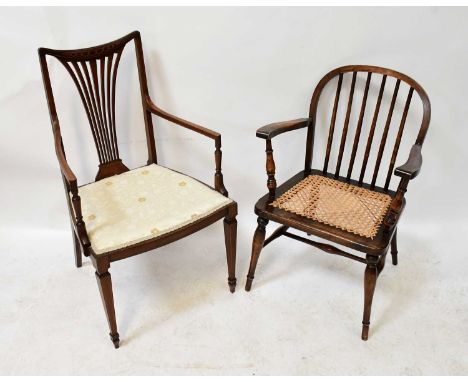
(245, 65, 431, 340)
(39, 31, 237, 348)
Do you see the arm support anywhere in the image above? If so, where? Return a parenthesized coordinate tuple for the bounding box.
(395, 144, 422, 179)
(256, 118, 310, 199)
(256, 118, 310, 139)
(384, 144, 423, 231)
(145, 96, 228, 196)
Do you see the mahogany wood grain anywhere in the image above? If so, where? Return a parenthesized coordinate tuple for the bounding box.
(247, 65, 431, 341)
(39, 31, 237, 348)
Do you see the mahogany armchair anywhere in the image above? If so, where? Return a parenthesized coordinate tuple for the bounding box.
(39, 31, 237, 348)
(245, 65, 430, 340)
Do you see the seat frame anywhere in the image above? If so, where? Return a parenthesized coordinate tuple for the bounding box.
(39, 31, 237, 348)
(245, 65, 430, 341)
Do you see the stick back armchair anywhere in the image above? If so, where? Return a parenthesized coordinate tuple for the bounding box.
(39, 31, 237, 348)
(245, 65, 430, 340)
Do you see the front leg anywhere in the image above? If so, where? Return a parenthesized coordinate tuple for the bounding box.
(93, 257, 120, 348)
(245, 217, 269, 291)
(223, 204, 237, 293)
(362, 254, 379, 341)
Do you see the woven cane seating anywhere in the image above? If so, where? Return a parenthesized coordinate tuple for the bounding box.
(271, 175, 391, 239)
(245, 65, 431, 342)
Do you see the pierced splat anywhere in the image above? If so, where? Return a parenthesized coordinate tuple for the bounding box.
(40, 34, 137, 181)
(58, 51, 128, 180)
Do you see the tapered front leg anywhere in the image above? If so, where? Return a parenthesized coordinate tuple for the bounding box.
(72, 227, 82, 268)
(245, 217, 269, 291)
(376, 253, 387, 275)
(391, 229, 398, 266)
(223, 206, 237, 293)
(362, 254, 379, 341)
(94, 258, 120, 348)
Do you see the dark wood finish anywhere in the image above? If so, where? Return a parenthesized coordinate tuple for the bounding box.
(323, 73, 343, 174)
(224, 204, 237, 293)
(335, 71, 356, 178)
(359, 74, 387, 186)
(256, 118, 310, 139)
(246, 65, 431, 340)
(39, 31, 237, 347)
(93, 257, 119, 348)
(371, 79, 400, 189)
(362, 254, 378, 341)
(245, 217, 269, 292)
(72, 226, 82, 268)
(265, 139, 277, 200)
(347, 72, 371, 181)
(391, 228, 398, 266)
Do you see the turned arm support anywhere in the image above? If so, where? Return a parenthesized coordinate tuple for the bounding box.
(51, 120, 91, 248)
(256, 118, 311, 199)
(384, 144, 423, 230)
(145, 97, 228, 196)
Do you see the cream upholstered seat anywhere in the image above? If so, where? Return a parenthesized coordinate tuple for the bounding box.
(76, 164, 232, 254)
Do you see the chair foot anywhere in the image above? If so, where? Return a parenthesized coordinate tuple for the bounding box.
(245, 217, 268, 292)
(110, 332, 120, 349)
(391, 252, 398, 266)
(245, 276, 254, 292)
(228, 277, 237, 293)
(391, 229, 398, 266)
(361, 322, 370, 341)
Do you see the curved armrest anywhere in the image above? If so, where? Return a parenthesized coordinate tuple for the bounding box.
(52, 120, 77, 190)
(145, 96, 228, 196)
(395, 144, 422, 179)
(145, 97, 220, 141)
(256, 118, 310, 140)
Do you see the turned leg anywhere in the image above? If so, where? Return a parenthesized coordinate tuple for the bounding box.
(362, 254, 378, 341)
(94, 259, 120, 348)
(391, 229, 398, 266)
(223, 209, 237, 293)
(376, 253, 387, 275)
(72, 227, 82, 268)
(245, 217, 269, 291)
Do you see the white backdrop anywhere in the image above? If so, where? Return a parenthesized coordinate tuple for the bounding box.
(1, 7, 468, 375)
(1, 6, 467, 230)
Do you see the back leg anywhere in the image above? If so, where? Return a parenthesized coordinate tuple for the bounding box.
(72, 226, 82, 268)
(391, 229, 398, 266)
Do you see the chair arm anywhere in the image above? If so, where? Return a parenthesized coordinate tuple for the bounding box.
(395, 144, 422, 179)
(145, 96, 220, 141)
(256, 118, 311, 140)
(51, 120, 91, 248)
(145, 96, 228, 196)
(52, 119, 77, 190)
